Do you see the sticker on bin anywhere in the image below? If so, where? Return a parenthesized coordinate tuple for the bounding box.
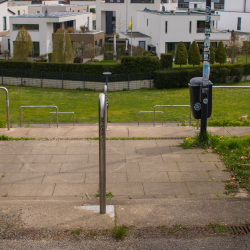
(203, 98, 208, 104)
(194, 102, 201, 111)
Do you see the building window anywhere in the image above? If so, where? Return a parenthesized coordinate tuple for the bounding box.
(189, 21, 192, 33)
(165, 21, 167, 33)
(23, 10, 25, 14)
(3, 17, 6, 30)
(33, 42, 39, 57)
(13, 24, 39, 31)
(197, 21, 205, 33)
(18, 10, 20, 15)
(147, 19, 148, 26)
(194, 4, 197, 9)
(78, 10, 80, 12)
(139, 41, 145, 49)
(237, 17, 241, 31)
(37, 11, 40, 13)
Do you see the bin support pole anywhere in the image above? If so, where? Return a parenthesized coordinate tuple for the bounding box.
(99, 93, 106, 214)
(200, 0, 211, 138)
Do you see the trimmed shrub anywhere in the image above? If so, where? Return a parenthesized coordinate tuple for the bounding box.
(121, 56, 160, 73)
(104, 43, 114, 61)
(160, 53, 173, 69)
(175, 42, 188, 67)
(215, 41, 227, 65)
(116, 43, 126, 60)
(188, 41, 200, 66)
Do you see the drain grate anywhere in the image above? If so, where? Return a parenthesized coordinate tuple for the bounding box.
(228, 225, 250, 235)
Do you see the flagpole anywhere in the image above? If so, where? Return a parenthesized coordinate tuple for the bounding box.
(130, 16, 132, 56)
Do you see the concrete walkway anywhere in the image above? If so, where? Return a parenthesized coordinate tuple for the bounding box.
(0, 124, 250, 230)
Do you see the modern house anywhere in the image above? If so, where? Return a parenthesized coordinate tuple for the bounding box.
(95, 0, 178, 34)
(120, 9, 230, 56)
(8, 11, 103, 57)
(0, 0, 15, 53)
(178, 0, 224, 10)
(217, 0, 250, 33)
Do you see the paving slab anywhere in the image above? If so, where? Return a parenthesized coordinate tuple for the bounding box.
(198, 153, 221, 162)
(168, 171, 212, 182)
(177, 162, 218, 171)
(127, 172, 170, 183)
(53, 183, 98, 196)
(107, 183, 144, 196)
(186, 182, 226, 194)
(106, 163, 140, 173)
(207, 127, 230, 136)
(42, 173, 86, 183)
(162, 154, 200, 162)
(24, 140, 59, 147)
(136, 146, 171, 155)
(0, 173, 45, 184)
(13, 155, 52, 163)
(8, 183, 55, 196)
(225, 127, 250, 136)
(156, 139, 183, 146)
(0, 163, 23, 173)
(85, 172, 127, 184)
(30, 146, 67, 155)
(51, 154, 88, 163)
(139, 162, 179, 172)
(1, 155, 17, 163)
(60, 163, 99, 173)
(207, 170, 231, 181)
(20, 163, 61, 173)
(143, 182, 189, 195)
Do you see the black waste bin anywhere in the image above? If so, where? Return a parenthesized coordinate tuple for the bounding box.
(188, 77, 213, 120)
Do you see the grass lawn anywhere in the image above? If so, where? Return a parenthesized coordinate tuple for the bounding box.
(0, 81, 250, 125)
(95, 60, 117, 65)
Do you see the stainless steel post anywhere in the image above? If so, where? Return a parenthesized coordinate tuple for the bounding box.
(104, 85, 108, 130)
(0, 87, 10, 130)
(99, 93, 106, 214)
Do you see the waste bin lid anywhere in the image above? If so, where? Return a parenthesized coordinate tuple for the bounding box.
(189, 77, 212, 86)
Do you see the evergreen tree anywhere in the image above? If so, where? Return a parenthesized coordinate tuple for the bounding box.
(175, 41, 187, 67)
(13, 28, 33, 61)
(215, 41, 227, 65)
(210, 45, 215, 64)
(188, 41, 200, 66)
(52, 29, 74, 63)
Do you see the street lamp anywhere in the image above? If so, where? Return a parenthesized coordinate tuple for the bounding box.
(102, 72, 112, 123)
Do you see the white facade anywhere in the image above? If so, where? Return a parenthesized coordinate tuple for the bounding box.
(8, 5, 29, 15)
(224, 0, 250, 12)
(189, 2, 214, 10)
(9, 12, 92, 56)
(0, 0, 14, 51)
(217, 0, 250, 33)
(120, 10, 230, 57)
(96, 0, 178, 33)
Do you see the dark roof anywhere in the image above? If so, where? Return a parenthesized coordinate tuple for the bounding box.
(0, 0, 8, 4)
(125, 32, 150, 38)
(8, 9, 15, 15)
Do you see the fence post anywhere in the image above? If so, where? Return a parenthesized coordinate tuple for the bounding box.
(150, 72, 151, 88)
(1, 69, 3, 85)
(41, 71, 43, 88)
(21, 70, 23, 86)
(128, 74, 130, 90)
(62, 72, 63, 89)
(83, 73, 85, 90)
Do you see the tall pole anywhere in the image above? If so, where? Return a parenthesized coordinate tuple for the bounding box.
(130, 16, 132, 56)
(200, 0, 211, 138)
(99, 93, 106, 214)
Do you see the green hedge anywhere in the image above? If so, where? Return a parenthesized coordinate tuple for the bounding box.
(104, 43, 114, 61)
(0, 56, 161, 74)
(160, 53, 173, 69)
(120, 56, 161, 73)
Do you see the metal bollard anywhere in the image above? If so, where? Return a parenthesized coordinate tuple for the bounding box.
(0, 87, 10, 130)
(99, 93, 106, 214)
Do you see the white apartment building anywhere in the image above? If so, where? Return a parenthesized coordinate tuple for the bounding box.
(9, 11, 93, 56)
(189, 1, 214, 10)
(95, 0, 178, 34)
(0, 0, 15, 53)
(217, 0, 250, 33)
(120, 9, 230, 56)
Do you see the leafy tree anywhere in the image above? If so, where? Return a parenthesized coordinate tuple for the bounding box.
(226, 30, 242, 63)
(52, 28, 74, 63)
(175, 42, 187, 67)
(215, 41, 227, 65)
(210, 45, 215, 64)
(13, 28, 33, 61)
(188, 41, 200, 66)
(242, 41, 250, 63)
(84, 44, 101, 61)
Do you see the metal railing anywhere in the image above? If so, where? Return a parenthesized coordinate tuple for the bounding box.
(49, 112, 75, 127)
(0, 87, 10, 130)
(99, 93, 106, 214)
(138, 111, 164, 127)
(20, 106, 58, 128)
(153, 105, 191, 127)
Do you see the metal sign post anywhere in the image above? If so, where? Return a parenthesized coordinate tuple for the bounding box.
(102, 72, 111, 123)
(104, 85, 108, 130)
(0, 87, 10, 131)
(99, 93, 106, 214)
(200, 0, 211, 138)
